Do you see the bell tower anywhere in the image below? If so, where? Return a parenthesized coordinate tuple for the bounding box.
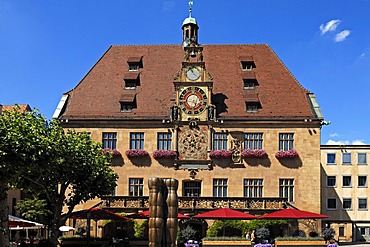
(171, 1, 215, 168)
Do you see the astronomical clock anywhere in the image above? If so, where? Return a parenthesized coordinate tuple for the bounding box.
(172, 26, 215, 168)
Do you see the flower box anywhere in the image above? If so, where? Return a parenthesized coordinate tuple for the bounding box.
(153, 150, 178, 159)
(102, 148, 122, 158)
(209, 150, 233, 159)
(241, 149, 267, 158)
(125, 149, 149, 158)
(275, 150, 299, 159)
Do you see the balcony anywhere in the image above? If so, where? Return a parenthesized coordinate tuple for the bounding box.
(101, 196, 287, 214)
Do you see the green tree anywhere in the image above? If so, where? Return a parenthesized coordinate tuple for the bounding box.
(0, 108, 118, 247)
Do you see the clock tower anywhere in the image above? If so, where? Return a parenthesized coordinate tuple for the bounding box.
(172, 1, 215, 167)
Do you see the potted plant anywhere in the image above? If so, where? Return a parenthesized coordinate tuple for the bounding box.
(255, 226, 270, 244)
(275, 150, 299, 159)
(241, 149, 268, 158)
(152, 150, 177, 159)
(209, 150, 233, 159)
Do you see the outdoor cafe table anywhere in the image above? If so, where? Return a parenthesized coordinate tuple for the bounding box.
(254, 243, 272, 247)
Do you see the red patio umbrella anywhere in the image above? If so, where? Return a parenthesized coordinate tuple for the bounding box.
(193, 208, 257, 219)
(258, 208, 330, 219)
(128, 210, 190, 219)
(69, 207, 129, 220)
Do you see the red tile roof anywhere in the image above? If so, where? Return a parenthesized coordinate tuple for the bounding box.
(59, 44, 317, 121)
(1, 104, 31, 114)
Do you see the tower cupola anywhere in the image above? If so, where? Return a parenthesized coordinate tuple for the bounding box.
(182, 1, 199, 46)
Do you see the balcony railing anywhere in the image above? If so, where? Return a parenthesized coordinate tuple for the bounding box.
(101, 196, 287, 213)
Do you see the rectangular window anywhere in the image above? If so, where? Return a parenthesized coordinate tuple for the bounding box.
(125, 80, 137, 89)
(130, 132, 144, 149)
(243, 79, 258, 89)
(339, 227, 345, 237)
(327, 176, 336, 187)
(241, 61, 256, 71)
(244, 179, 263, 198)
(246, 102, 260, 112)
(342, 198, 352, 210)
(279, 179, 294, 202)
(244, 133, 263, 150)
(343, 176, 352, 187)
(183, 181, 201, 197)
(102, 132, 117, 149)
(120, 102, 133, 112)
(358, 176, 367, 187)
(327, 153, 336, 164)
(358, 198, 368, 210)
(342, 153, 352, 164)
(213, 179, 228, 197)
(279, 133, 294, 151)
(157, 133, 172, 150)
(213, 133, 228, 150)
(358, 153, 367, 165)
(327, 198, 337, 210)
(129, 178, 143, 196)
(129, 63, 140, 71)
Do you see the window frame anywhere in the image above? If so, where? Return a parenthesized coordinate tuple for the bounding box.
(358, 152, 367, 165)
(241, 61, 256, 71)
(358, 198, 368, 210)
(244, 133, 263, 150)
(326, 153, 336, 165)
(183, 181, 201, 197)
(358, 175, 368, 188)
(326, 176, 336, 187)
(342, 153, 352, 165)
(245, 102, 260, 112)
(213, 178, 228, 197)
(342, 175, 352, 187)
(157, 132, 172, 150)
(213, 133, 228, 150)
(120, 102, 133, 112)
(279, 178, 294, 202)
(129, 178, 144, 196)
(327, 198, 337, 210)
(244, 179, 263, 198)
(130, 132, 145, 149)
(279, 133, 294, 151)
(342, 198, 352, 210)
(102, 132, 117, 150)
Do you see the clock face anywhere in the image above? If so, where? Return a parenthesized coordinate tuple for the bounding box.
(186, 67, 200, 81)
(179, 87, 208, 115)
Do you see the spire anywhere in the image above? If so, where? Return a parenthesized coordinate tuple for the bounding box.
(182, 0, 199, 46)
(189, 0, 193, 18)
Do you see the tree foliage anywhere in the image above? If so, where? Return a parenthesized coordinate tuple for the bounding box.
(0, 107, 118, 247)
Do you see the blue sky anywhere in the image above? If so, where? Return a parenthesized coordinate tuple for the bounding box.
(0, 0, 369, 145)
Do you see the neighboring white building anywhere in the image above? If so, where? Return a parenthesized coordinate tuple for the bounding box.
(321, 145, 370, 242)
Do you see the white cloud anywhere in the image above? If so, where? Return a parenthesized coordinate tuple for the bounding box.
(320, 19, 341, 35)
(335, 30, 351, 42)
(359, 53, 366, 59)
(329, 133, 339, 137)
(325, 139, 367, 145)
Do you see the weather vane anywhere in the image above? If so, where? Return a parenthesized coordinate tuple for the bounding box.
(189, 0, 193, 17)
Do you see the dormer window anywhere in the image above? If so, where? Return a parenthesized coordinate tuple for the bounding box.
(129, 63, 140, 71)
(246, 102, 261, 112)
(123, 72, 140, 89)
(120, 93, 136, 112)
(239, 56, 256, 71)
(243, 79, 258, 89)
(120, 102, 133, 112)
(125, 80, 137, 89)
(127, 57, 143, 71)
